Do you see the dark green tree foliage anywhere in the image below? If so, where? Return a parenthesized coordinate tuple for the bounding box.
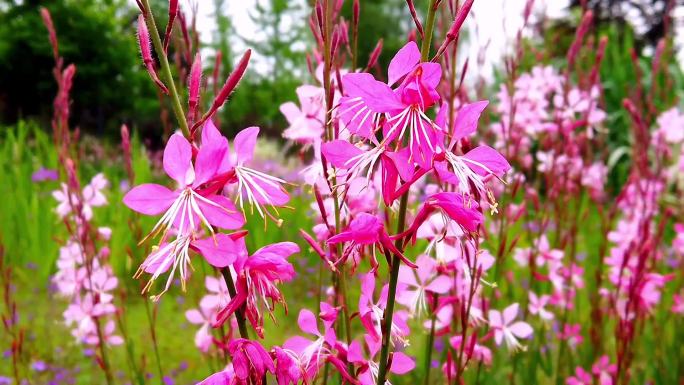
(0, 0, 160, 136)
(569, 0, 684, 47)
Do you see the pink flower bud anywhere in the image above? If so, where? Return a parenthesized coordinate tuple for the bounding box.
(39, 7, 59, 61)
(192, 49, 251, 131)
(188, 52, 202, 123)
(137, 15, 169, 94)
(366, 39, 383, 69)
(163, 0, 179, 53)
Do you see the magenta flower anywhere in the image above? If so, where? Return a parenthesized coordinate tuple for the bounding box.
(528, 292, 554, 321)
(327, 213, 416, 269)
(322, 139, 414, 206)
(197, 366, 234, 385)
(399, 192, 484, 243)
(123, 126, 244, 238)
(488, 303, 533, 350)
(136, 232, 244, 299)
(280, 85, 326, 145)
(566, 367, 592, 385)
(338, 41, 443, 167)
(231, 126, 290, 221)
(347, 335, 415, 385)
(397, 255, 451, 317)
(227, 339, 275, 385)
(215, 241, 299, 337)
(357, 272, 410, 345)
(282, 306, 338, 382)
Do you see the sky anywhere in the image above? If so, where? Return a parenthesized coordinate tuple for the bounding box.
(144, 0, 683, 78)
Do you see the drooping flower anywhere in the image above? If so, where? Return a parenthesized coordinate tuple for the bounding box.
(214, 241, 299, 337)
(227, 339, 275, 385)
(327, 213, 416, 270)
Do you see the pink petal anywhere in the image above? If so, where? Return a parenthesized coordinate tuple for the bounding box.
(389, 352, 415, 374)
(451, 100, 489, 145)
(185, 309, 205, 324)
(398, 265, 418, 287)
(283, 336, 314, 355)
(163, 134, 194, 185)
(321, 140, 363, 169)
(193, 233, 240, 268)
(254, 242, 300, 259)
(503, 303, 520, 325)
(297, 309, 320, 336)
(123, 184, 177, 215)
(347, 340, 365, 364)
(509, 321, 533, 339)
(197, 195, 245, 230)
(195, 123, 231, 186)
(426, 275, 452, 294)
(463, 145, 510, 176)
(233, 126, 260, 165)
(342, 73, 404, 113)
(388, 41, 420, 85)
(279, 102, 301, 124)
(488, 309, 502, 328)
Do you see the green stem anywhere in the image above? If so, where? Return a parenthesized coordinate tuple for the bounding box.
(420, 0, 439, 61)
(221, 267, 249, 339)
(375, 192, 409, 385)
(139, 0, 191, 139)
(144, 300, 165, 383)
(376, 4, 439, 385)
(94, 317, 114, 385)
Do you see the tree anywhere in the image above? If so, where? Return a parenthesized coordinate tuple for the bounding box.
(0, 0, 160, 136)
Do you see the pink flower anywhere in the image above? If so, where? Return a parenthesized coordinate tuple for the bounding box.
(528, 292, 554, 321)
(488, 303, 533, 350)
(400, 192, 484, 242)
(137, 232, 244, 299)
(215, 241, 299, 337)
(357, 272, 410, 346)
(347, 335, 415, 385)
(397, 255, 451, 316)
(231, 126, 290, 221)
(227, 339, 275, 385)
(338, 41, 443, 168)
(566, 366, 592, 385)
(185, 305, 214, 353)
(591, 355, 616, 385)
(280, 85, 326, 145)
(123, 126, 244, 237)
(327, 213, 416, 269)
(560, 324, 583, 348)
(282, 305, 340, 382)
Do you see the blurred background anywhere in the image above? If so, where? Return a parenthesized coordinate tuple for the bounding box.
(1, 0, 682, 144)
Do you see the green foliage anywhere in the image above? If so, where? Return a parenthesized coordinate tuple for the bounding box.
(0, 0, 160, 137)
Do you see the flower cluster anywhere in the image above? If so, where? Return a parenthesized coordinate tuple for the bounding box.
(52, 173, 122, 347)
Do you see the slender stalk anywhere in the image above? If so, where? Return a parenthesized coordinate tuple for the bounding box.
(375, 193, 409, 385)
(423, 294, 439, 385)
(376, 4, 439, 385)
(221, 267, 249, 339)
(144, 300, 165, 383)
(139, 0, 191, 139)
(420, 0, 438, 60)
